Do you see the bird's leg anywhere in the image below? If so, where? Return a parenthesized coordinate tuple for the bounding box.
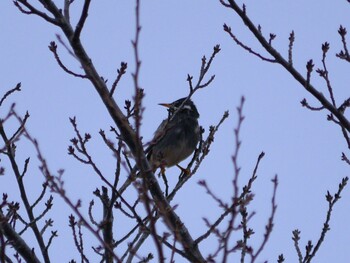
(160, 166, 166, 176)
(176, 164, 190, 178)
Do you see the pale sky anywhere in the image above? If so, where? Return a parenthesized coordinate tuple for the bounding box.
(1, 1, 350, 262)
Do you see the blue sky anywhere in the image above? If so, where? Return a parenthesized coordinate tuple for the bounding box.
(1, 1, 350, 262)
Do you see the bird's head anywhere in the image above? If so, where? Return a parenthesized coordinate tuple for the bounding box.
(159, 97, 199, 119)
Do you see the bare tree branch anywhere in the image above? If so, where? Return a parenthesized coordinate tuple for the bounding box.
(48, 41, 88, 79)
(110, 62, 127, 97)
(0, 83, 21, 108)
(73, 0, 91, 42)
(224, 0, 350, 132)
(0, 211, 41, 263)
(0, 114, 50, 263)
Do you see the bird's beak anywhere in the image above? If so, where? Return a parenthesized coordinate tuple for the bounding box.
(158, 103, 171, 108)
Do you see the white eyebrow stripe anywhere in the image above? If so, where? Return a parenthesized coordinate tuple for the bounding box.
(182, 104, 192, 110)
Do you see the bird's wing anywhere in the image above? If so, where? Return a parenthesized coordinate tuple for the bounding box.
(145, 118, 178, 155)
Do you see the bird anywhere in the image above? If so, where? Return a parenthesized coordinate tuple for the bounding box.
(117, 97, 200, 196)
(147, 97, 201, 175)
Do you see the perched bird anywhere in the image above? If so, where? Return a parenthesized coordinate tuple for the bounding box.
(118, 97, 200, 196)
(147, 97, 200, 174)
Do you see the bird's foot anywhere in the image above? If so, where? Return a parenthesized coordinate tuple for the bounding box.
(176, 164, 190, 180)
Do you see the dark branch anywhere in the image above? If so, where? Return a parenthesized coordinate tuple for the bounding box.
(288, 31, 295, 65)
(223, 24, 277, 63)
(13, 1, 60, 26)
(110, 62, 128, 97)
(73, 0, 91, 42)
(48, 41, 88, 79)
(225, 0, 350, 132)
(0, 83, 21, 107)
(0, 211, 41, 263)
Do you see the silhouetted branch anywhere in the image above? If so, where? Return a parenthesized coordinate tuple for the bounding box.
(316, 42, 336, 106)
(110, 62, 128, 97)
(69, 215, 90, 263)
(73, 0, 91, 42)
(63, 0, 73, 24)
(0, 211, 41, 263)
(250, 175, 278, 262)
(17, 123, 122, 261)
(0, 110, 51, 263)
(305, 177, 348, 263)
(13, 1, 60, 26)
(341, 152, 350, 165)
(300, 98, 325, 111)
(0, 83, 21, 107)
(288, 31, 295, 65)
(31, 182, 49, 210)
(68, 117, 144, 227)
(291, 177, 348, 263)
(336, 25, 350, 62)
(192, 98, 269, 262)
(187, 44, 221, 95)
(223, 0, 350, 133)
(48, 41, 88, 79)
(277, 254, 285, 263)
(223, 24, 276, 63)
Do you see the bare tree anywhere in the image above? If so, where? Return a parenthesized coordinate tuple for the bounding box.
(0, 1, 348, 263)
(219, 0, 350, 262)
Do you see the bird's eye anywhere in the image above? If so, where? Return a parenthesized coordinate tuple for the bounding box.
(168, 107, 176, 114)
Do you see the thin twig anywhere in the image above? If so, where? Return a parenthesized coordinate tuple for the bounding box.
(300, 99, 325, 111)
(110, 62, 127, 97)
(251, 175, 278, 262)
(316, 42, 336, 106)
(292, 230, 303, 263)
(305, 177, 348, 263)
(13, 1, 60, 26)
(288, 31, 295, 65)
(0, 83, 21, 107)
(48, 41, 88, 79)
(223, 24, 276, 63)
(336, 25, 350, 62)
